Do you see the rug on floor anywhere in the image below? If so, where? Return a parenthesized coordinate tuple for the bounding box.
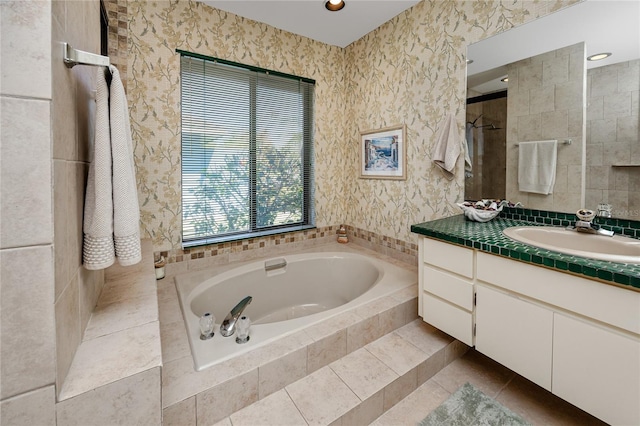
(418, 382, 531, 426)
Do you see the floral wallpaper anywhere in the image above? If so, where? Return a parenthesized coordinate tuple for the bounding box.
(127, 0, 578, 252)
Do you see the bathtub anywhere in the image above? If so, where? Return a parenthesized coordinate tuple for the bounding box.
(174, 245, 416, 371)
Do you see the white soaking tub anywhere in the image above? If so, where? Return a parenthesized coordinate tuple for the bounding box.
(174, 245, 415, 370)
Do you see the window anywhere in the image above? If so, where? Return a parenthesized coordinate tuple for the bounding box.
(179, 51, 315, 246)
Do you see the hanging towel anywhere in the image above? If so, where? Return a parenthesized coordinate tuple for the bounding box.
(83, 66, 141, 270)
(518, 140, 558, 195)
(432, 112, 463, 180)
(83, 68, 116, 269)
(109, 65, 141, 265)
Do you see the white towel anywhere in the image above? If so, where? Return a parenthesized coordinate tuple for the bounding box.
(109, 65, 141, 266)
(518, 140, 558, 195)
(83, 66, 141, 270)
(432, 112, 463, 180)
(83, 67, 115, 270)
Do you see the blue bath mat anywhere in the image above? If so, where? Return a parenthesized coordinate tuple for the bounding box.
(418, 382, 531, 426)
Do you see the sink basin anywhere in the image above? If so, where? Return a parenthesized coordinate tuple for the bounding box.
(502, 226, 640, 264)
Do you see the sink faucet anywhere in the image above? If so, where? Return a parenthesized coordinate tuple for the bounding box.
(575, 220, 614, 236)
(574, 208, 614, 237)
(220, 296, 252, 337)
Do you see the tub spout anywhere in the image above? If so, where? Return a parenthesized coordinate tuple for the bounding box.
(220, 296, 252, 337)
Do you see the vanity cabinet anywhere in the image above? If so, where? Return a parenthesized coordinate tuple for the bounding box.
(418, 236, 640, 425)
(420, 238, 474, 346)
(553, 314, 640, 426)
(475, 285, 553, 390)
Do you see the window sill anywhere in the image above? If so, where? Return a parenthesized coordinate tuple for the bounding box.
(182, 224, 317, 249)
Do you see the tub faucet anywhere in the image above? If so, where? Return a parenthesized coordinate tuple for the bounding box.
(220, 296, 252, 337)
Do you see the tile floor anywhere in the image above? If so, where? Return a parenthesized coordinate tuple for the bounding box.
(374, 349, 608, 426)
(211, 318, 606, 425)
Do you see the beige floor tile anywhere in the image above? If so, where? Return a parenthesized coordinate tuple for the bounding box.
(431, 349, 515, 398)
(383, 367, 417, 411)
(162, 397, 195, 426)
(307, 329, 347, 373)
(371, 379, 450, 426)
(330, 348, 398, 400)
(340, 390, 384, 426)
(258, 347, 307, 399)
(230, 389, 307, 426)
(394, 319, 453, 356)
(160, 320, 191, 363)
(286, 367, 360, 426)
(365, 331, 427, 376)
(496, 375, 608, 426)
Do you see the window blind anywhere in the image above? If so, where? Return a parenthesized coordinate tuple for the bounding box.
(180, 53, 315, 246)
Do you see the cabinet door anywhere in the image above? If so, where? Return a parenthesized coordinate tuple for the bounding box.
(423, 293, 473, 346)
(553, 314, 640, 426)
(475, 285, 553, 390)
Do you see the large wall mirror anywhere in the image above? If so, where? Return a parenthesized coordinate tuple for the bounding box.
(466, 0, 639, 219)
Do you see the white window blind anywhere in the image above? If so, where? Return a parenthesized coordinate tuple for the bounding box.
(180, 52, 315, 246)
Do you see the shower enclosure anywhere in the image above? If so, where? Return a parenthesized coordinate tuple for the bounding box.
(465, 92, 507, 201)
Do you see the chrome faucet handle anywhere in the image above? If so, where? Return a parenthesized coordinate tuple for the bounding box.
(576, 209, 596, 222)
(597, 203, 612, 218)
(199, 312, 215, 340)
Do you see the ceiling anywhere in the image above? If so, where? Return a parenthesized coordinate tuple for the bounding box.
(201, 0, 421, 48)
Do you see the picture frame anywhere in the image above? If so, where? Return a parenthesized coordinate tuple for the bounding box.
(360, 124, 406, 180)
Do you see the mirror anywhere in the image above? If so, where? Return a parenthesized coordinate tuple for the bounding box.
(466, 0, 640, 219)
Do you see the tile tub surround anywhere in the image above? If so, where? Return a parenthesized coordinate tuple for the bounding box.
(55, 239, 161, 424)
(159, 242, 421, 424)
(411, 211, 640, 289)
(156, 224, 418, 275)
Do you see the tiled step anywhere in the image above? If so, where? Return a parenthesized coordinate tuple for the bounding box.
(213, 320, 468, 426)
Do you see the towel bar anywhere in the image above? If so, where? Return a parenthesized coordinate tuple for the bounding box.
(63, 43, 110, 68)
(515, 139, 571, 147)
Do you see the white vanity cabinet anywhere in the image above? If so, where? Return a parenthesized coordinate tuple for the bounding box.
(553, 314, 640, 426)
(475, 285, 553, 390)
(419, 238, 474, 346)
(417, 235, 640, 425)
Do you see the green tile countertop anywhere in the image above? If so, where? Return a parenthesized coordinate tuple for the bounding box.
(411, 214, 640, 291)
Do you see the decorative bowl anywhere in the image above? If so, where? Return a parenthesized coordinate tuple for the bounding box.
(457, 202, 503, 222)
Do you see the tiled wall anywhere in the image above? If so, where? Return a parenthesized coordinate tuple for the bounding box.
(1, 1, 104, 423)
(160, 225, 419, 277)
(0, 1, 57, 423)
(51, 0, 105, 398)
(585, 59, 640, 219)
(505, 42, 586, 213)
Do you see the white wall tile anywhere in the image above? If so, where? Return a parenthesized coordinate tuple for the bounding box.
(0, 385, 55, 426)
(0, 1, 52, 99)
(56, 367, 161, 426)
(0, 97, 52, 249)
(55, 272, 80, 394)
(0, 246, 55, 399)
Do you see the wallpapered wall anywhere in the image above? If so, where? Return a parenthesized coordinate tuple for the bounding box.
(128, 0, 577, 252)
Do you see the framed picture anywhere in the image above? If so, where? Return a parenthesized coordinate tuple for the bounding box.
(360, 124, 406, 180)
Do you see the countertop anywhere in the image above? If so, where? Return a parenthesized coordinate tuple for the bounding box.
(411, 214, 640, 290)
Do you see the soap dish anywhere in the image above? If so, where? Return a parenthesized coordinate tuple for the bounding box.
(457, 202, 503, 222)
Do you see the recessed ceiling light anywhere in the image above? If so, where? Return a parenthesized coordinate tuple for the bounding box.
(587, 52, 612, 61)
(501, 76, 508, 82)
(325, 0, 345, 12)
